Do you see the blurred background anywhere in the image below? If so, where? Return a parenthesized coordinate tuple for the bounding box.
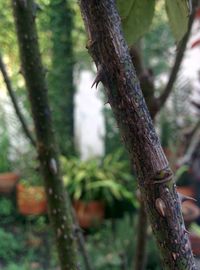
(0, 0, 200, 269)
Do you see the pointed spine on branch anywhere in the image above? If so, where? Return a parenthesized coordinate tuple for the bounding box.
(79, 0, 197, 269)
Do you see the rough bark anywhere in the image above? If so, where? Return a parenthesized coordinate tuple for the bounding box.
(12, 1, 78, 269)
(79, 0, 196, 269)
(0, 54, 36, 147)
(130, 6, 196, 269)
(130, 46, 153, 270)
(48, 0, 75, 156)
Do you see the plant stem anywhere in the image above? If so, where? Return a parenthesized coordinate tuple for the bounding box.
(79, 0, 196, 269)
(133, 201, 148, 270)
(72, 208, 93, 270)
(154, 5, 196, 117)
(131, 5, 196, 268)
(12, 1, 78, 269)
(130, 46, 152, 270)
(0, 54, 36, 147)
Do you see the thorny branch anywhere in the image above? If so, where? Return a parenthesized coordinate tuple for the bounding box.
(79, 0, 197, 269)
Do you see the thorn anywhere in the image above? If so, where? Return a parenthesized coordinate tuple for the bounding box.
(184, 228, 190, 234)
(172, 252, 177, 261)
(178, 192, 197, 203)
(91, 65, 103, 89)
(155, 198, 166, 217)
(35, 2, 43, 12)
(104, 100, 109, 105)
(18, 67, 24, 76)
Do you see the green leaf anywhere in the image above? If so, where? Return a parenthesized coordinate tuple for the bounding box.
(116, 0, 135, 20)
(117, 0, 156, 45)
(165, 0, 189, 42)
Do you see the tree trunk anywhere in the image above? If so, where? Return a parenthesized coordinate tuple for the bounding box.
(130, 46, 153, 270)
(48, 0, 75, 157)
(12, 1, 78, 269)
(79, 1, 196, 269)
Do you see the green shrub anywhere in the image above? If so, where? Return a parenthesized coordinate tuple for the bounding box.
(0, 228, 24, 263)
(61, 151, 137, 206)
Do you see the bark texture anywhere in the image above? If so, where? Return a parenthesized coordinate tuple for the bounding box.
(130, 46, 153, 270)
(12, 1, 78, 269)
(131, 6, 197, 269)
(79, 1, 196, 269)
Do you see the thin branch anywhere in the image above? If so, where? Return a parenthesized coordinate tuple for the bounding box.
(79, 0, 196, 268)
(0, 55, 36, 147)
(72, 208, 93, 270)
(12, 1, 78, 269)
(0, 53, 93, 270)
(130, 46, 154, 270)
(133, 200, 148, 270)
(178, 123, 200, 167)
(155, 6, 196, 116)
(185, 120, 200, 149)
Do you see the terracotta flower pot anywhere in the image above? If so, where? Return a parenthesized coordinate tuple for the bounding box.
(177, 186, 199, 226)
(181, 201, 200, 223)
(177, 186, 195, 198)
(0, 172, 20, 193)
(17, 183, 47, 215)
(189, 233, 200, 256)
(73, 200, 104, 228)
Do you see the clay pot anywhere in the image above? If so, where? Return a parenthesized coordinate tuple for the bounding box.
(17, 183, 47, 215)
(181, 201, 200, 223)
(0, 172, 20, 193)
(190, 233, 200, 256)
(73, 200, 104, 228)
(177, 186, 195, 198)
(177, 186, 199, 226)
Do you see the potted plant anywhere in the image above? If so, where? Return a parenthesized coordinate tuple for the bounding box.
(61, 151, 136, 228)
(0, 172, 20, 194)
(16, 174, 47, 215)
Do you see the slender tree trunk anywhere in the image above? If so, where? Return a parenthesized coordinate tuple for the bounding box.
(131, 6, 196, 269)
(72, 209, 93, 270)
(1, 49, 92, 270)
(79, 1, 196, 269)
(12, 1, 78, 269)
(0, 54, 36, 147)
(133, 201, 148, 270)
(130, 46, 153, 270)
(48, 0, 75, 156)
